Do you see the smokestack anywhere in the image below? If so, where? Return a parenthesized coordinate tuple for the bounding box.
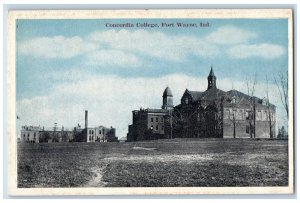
(85, 110, 88, 129)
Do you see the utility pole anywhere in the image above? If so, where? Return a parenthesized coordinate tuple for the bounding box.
(54, 122, 57, 142)
(170, 109, 173, 139)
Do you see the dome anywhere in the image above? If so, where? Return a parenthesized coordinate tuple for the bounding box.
(163, 86, 173, 97)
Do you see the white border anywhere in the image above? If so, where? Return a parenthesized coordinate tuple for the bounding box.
(6, 8, 294, 196)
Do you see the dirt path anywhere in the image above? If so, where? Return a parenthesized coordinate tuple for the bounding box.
(84, 163, 108, 187)
(83, 148, 133, 187)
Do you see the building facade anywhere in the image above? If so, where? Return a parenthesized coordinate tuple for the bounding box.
(127, 87, 173, 141)
(86, 126, 117, 142)
(127, 67, 276, 141)
(20, 110, 117, 143)
(20, 125, 74, 143)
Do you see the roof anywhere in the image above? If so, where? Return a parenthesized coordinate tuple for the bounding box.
(184, 88, 224, 102)
(189, 90, 203, 100)
(134, 108, 169, 114)
(145, 108, 169, 113)
(163, 86, 173, 97)
(208, 66, 216, 78)
(225, 89, 276, 108)
(200, 87, 225, 101)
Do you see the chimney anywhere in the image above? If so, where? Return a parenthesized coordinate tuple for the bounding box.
(85, 110, 88, 129)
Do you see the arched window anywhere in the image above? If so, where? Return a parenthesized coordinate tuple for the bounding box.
(232, 96, 237, 104)
(185, 97, 189, 104)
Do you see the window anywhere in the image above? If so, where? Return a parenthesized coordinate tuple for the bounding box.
(270, 112, 273, 121)
(246, 111, 249, 120)
(156, 125, 158, 130)
(150, 125, 153, 130)
(264, 111, 268, 120)
(185, 97, 189, 104)
(232, 110, 237, 119)
(246, 126, 250, 134)
(162, 126, 164, 130)
(257, 111, 262, 121)
(156, 117, 158, 122)
(239, 109, 243, 120)
(151, 118, 154, 122)
(225, 109, 230, 119)
(92, 130, 94, 134)
(161, 118, 163, 122)
(99, 130, 101, 134)
(232, 96, 237, 104)
(262, 98, 268, 106)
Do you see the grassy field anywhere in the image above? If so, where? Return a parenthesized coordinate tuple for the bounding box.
(17, 139, 288, 187)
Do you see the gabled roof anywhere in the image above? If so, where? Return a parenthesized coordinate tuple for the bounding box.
(200, 87, 225, 101)
(189, 91, 203, 101)
(184, 88, 225, 102)
(225, 89, 275, 108)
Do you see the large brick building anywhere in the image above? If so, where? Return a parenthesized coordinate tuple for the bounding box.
(127, 67, 276, 141)
(127, 87, 173, 141)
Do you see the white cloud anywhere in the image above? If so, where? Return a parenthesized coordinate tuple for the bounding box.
(205, 25, 257, 45)
(17, 73, 286, 139)
(18, 26, 285, 64)
(88, 29, 219, 61)
(87, 50, 141, 67)
(18, 36, 98, 59)
(18, 30, 220, 64)
(227, 43, 285, 59)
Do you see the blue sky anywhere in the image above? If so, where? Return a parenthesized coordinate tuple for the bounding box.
(16, 18, 289, 137)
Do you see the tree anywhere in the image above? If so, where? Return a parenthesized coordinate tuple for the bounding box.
(278, 126, 287, 139)
(225, 92, 243, 138)
(265, 76, 276, 138)
(246, 74, 257, 138)
(274, 71, 289, 119)
(165, 102, 206, 138)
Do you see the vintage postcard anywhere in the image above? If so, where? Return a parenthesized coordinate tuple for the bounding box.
(7, 9, 294, 195)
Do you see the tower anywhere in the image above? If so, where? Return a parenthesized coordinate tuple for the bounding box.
(207, 66, 217, 89)
(85, 110, 88, 129)
(162, 86, 173, 110)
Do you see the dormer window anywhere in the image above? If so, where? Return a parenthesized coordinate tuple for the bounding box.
(185, 97, 189, 104)
(262, 98, 268, 106)
(231, 96, 237, 104)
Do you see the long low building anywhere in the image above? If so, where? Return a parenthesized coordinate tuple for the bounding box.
(20, 125, 74, 143)
(20, 111, 118, 143)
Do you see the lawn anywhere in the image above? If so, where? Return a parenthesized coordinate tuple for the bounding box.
(17, 139, 288, 187)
